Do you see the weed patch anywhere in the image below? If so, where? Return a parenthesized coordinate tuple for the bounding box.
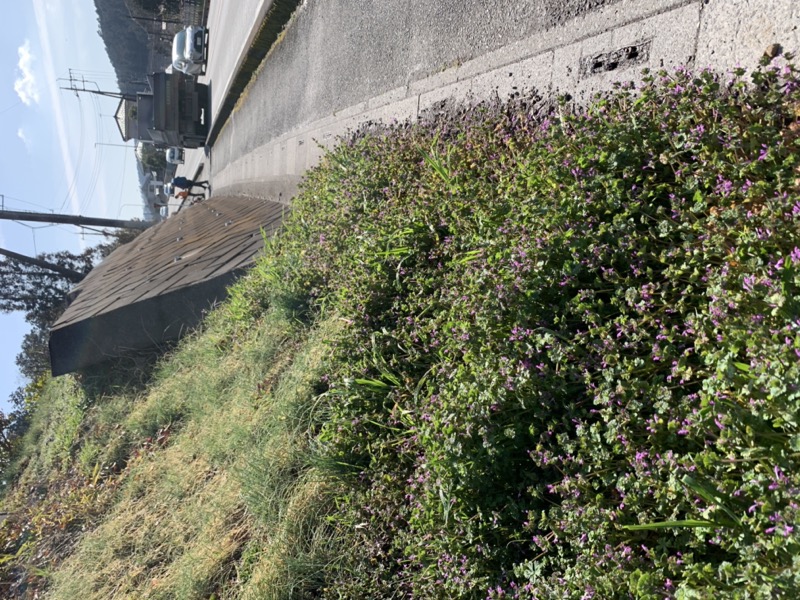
(262, 61, 800, 598)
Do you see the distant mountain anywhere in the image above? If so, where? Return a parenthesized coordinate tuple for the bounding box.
(93, 0, 151, 96)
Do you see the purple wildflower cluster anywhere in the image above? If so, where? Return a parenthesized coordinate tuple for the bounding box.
(262, 61, 800, 598)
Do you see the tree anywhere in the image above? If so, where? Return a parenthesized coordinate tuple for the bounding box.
(1, 378, 45, 482)
(1, 230, 140, 327)
(94, 0, 151, 93)
(15, 328, 51, 381)
(0, 247, 98, 330)
(128, 0, 183, 16)
(140, 143, 167, 174)
(4, 229, 143, 381)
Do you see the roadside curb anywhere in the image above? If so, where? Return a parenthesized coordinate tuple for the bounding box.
(205, 0, 302, 147)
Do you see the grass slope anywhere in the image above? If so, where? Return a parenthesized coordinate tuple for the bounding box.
(2, 61, 800, 599)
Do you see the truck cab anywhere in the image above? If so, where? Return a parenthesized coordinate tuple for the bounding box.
(147, 72, 209, 149)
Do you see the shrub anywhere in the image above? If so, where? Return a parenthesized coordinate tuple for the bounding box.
(259, 61, 800, 598)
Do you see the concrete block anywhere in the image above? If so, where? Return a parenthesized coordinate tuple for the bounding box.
(469, 51, 555, 103)
(285, 135, 297, 176)
(362, 95, 421, 126)
(418, 79, 479, 114)
(333, 99, 369, 121)
(553, 30, 614, 102)
(408, 66, 462, 97)
(455, 42, 526, 83)
(277, 141, 288, 177)
(551, 3, 702, 103)
(696, 0, 800, 73)
(367, 84, 411, 110)
(611, 2, 701, 75)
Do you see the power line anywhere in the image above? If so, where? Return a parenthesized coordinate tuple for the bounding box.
(80, 94, 106, 213)
(58, 69, 137, 101)
(0, 100, 22, 116)
(0, 194, 54, 212)
(58, 95, 86, 212)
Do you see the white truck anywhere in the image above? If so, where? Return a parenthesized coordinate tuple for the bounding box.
(166, 147, 185, 164)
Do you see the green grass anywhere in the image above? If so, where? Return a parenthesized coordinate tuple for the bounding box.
(0, 276, 346, 598)
(41, 305, 344, 599)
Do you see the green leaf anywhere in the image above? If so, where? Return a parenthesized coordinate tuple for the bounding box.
(621, 519, 719, 530)
(456, 249, 482, 264)
(377, 247, 412, 257)
(354, 378, 391, 390)
(682, 475, 742, 526)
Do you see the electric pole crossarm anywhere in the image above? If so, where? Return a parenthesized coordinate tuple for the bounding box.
(58, 69, 138, 101)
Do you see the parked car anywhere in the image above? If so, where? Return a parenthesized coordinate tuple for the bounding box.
(164, 182, 174, 196)
(166, 147, 185, 165)
(172, 26, 207, 76)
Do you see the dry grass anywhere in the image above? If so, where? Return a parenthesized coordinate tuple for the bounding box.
(48, 447, 248, 599)
(41, 309, 345, 599)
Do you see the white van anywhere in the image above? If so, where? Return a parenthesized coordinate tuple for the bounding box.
(166, 147, 185, 165)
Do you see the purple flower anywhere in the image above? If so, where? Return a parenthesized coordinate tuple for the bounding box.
(715, 177, 734, 196)
(755, 228, 772, 240)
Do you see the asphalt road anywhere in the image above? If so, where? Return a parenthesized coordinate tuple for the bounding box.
(210, 0, 624, 173)
(204, 0, 273, 120)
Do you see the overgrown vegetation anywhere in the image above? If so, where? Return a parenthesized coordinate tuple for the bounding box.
(2, 61, 800, 598)
(140, 143, 168, 179)
(93, 0, 151, 95)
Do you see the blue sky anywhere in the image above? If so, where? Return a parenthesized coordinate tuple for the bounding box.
(1, 0, 145, 413)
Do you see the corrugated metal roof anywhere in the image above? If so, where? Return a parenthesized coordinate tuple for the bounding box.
(49, 195, 286, 374)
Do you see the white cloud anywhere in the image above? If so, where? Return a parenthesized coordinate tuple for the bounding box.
(14, 40, 40, 106)
(17, 128, 32, 151)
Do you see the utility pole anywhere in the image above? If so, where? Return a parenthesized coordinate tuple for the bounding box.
(58, 69, 137, 101)
(0, 248, 85, 282)
(0, 209, 151, 231)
